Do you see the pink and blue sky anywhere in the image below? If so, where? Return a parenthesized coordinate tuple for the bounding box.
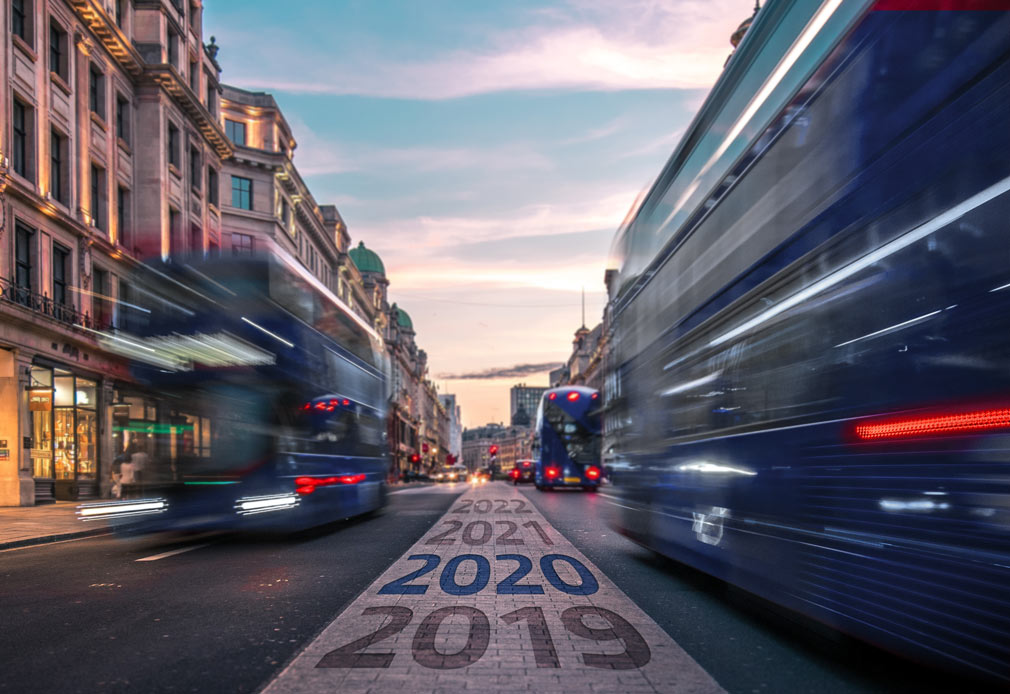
(203, 0, 750, 427)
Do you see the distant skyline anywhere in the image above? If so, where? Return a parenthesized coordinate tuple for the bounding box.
(203, 0, 752, 426)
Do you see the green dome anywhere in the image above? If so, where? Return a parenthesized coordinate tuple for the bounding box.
(349, 241, 385, 275)
(396, 307, 413, 330)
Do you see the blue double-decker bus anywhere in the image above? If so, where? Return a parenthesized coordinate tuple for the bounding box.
(79, 251, 389, 533)
(606, 0, 1010, 682)
(534, 386, 602, 492)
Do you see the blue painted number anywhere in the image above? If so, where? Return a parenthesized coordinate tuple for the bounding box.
(495, 554, 545, 594)
(377, 554, 440, 595)
(439, 554, 490, 596)
(539, 554, 599, 595)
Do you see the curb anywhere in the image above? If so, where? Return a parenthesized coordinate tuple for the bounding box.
(0, 527, 112, 551)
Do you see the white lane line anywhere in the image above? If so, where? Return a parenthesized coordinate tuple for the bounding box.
(0, 533, 111, 553)
(135, 542, 212, 562)
(389, 484, 470, 495)
(262, 481, 724, 694)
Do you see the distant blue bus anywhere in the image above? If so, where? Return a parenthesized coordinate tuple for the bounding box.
(534, 386, 602, 491)
(79, 252, 389, 533)
(607, 0, 1010, 682)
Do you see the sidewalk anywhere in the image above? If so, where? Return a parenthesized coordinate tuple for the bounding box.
(0, 502, 112, 551)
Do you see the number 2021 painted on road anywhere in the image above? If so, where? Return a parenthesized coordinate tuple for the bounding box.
(377, 553, 598, 596)
(315, 605, 651, 671)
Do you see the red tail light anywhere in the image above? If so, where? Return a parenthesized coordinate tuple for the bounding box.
(509, 469, 518, 478)
(545, 466, 560, 479)
(855, 407, 1010, 441)
(314, 402, 326, 410)
(522, 461, 531, 468)
(548, 392, 557, 401)
(295, 473, 366, 495)
(342, 399, 350, 406)
(567, 391, 580, 401)
(585, 466, 601, 480)
(591, 393, 598, 400)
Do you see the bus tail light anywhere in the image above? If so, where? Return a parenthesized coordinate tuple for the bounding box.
(295, 474, 367, 495)
(545, 466, 560, 479)
(548, 392, 557, 400)
(567, 392, 580, 401)
(585, 466, 601, 480)
(854, 406, 1010, 440)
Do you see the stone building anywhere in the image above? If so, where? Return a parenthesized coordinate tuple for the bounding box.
(216, 85, 374, 324)
(509, 383, 545, 426)
(438, 393, 461, 463)
(348, 243, 453, 479)
(0, 0, 229, 504)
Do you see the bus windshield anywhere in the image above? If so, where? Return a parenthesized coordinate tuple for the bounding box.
(543, 403, 601, 465)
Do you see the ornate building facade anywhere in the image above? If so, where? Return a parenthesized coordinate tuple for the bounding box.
(0, 0, 229, 504)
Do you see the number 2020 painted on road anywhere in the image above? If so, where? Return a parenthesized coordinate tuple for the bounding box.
(315, 605, 651, 671)
(377, 553, 598, 596)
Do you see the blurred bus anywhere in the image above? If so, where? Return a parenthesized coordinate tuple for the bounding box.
(534, 386, 602, 491)
(79, 252, 389, 532)
(606, 0, 1010, 681)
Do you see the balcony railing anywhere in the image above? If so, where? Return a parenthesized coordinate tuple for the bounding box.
(0, 276, 111, 331)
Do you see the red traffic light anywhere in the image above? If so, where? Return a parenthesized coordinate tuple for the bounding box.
(489, 445, 498, 456)
(410, 454, 420, 463)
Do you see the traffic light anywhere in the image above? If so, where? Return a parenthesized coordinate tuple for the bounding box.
(410, 454, 420, 464)
(489, 445, 498, 456)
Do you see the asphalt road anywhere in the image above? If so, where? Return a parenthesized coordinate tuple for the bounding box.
(0, 481, 999, 693)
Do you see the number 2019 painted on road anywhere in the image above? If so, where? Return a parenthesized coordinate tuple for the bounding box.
(315, 605, 651, 671)
(377, 553, 598, 596)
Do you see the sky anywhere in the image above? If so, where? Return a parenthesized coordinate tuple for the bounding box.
(202, 0, 751, 427)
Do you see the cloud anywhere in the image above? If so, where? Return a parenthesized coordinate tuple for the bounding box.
(218, 0, 743, 100)
(439, 362, 564, 380)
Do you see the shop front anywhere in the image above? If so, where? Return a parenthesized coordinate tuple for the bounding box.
(28, 364, 99, 501)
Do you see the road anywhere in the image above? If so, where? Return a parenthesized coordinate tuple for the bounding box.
(0, 481, 994, 693)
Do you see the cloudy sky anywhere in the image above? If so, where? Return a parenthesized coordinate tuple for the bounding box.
(203, 0, 749, 427)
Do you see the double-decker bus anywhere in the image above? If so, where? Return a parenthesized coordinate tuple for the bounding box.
(606, 0, 1010, 682)
(78, 251, 389, 532)
(534, 386, 602, 491)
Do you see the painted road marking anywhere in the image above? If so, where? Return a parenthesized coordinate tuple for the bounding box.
(134, 542, 213, 562)
(390, 484, 470, 495)
(263, 482, 724, 694)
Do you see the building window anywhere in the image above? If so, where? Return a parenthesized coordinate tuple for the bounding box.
(207, 167, 218, 206)
(225, 119, 246, 146)
(12, 0, 31, 46)
(190, 224, 202, 254)
(169, 209, 181, 256)
(167, 27, 179, 68)
(50, 129, 67, 204)
(281, 198, 290, 227)
(189, 59, 198, 90)
(232, 233, 253, 255)
(205, 81, 216, 114)
(49, 21, 67, 80)
(231, 175, 252, 210)
(52, 243, 70, 307)
(93, 268, 110, 329)
(168, 122, 180, 168)
(189, 145, 201, 190)
(12, 99, 31, 179)
(90, 164, 106, 231)
(117, 186, 130, 248)
(15, 223, 33, 297)
(116, 95, 130, 143)
(115, 0, 125, 29)
(89, 64, 105, 119)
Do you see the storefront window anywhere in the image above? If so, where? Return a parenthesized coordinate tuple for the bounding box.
(33, 367, 101, 486)
(29, 367, 53, 479)
(53, 370, 75, 480)
(77, 379, 96, 480)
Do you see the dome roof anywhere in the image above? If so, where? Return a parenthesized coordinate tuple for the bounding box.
(396, 307, 413, 330)
(349, 241, 385, 275)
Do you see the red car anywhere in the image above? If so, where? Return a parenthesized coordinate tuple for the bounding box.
(510, 460, 536, 485)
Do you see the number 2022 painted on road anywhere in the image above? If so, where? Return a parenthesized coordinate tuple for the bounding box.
(315, 605, 651, 671)
(377, 553, 598, 596)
